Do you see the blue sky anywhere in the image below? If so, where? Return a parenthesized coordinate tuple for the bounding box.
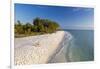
(15, 3, 94, 29)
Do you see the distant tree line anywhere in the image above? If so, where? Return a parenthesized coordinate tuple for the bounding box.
(15, 17, 60, 37)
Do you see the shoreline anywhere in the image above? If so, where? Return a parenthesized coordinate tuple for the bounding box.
(14, 31, 72, 65)
(48, 31, 73, 63)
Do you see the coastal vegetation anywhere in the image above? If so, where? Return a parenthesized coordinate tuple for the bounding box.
(15, 17, 60, 37)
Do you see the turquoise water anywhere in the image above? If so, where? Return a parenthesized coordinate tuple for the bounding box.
(66, 30, 94, 62)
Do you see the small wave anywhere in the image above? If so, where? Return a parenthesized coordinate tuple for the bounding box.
(48, 31, 74, 63)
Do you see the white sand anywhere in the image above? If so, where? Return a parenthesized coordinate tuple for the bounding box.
(14, 31, 71, 65)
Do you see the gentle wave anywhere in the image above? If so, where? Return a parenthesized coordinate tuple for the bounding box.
(48, 31, 73, 63)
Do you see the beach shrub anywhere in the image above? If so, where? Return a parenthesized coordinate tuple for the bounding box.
(14, 17, 60, 37)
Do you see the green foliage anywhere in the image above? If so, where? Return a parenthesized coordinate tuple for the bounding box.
(33, 18, 60, 33)
(15, 20, 24, 34)
(15, 18, 60, 37)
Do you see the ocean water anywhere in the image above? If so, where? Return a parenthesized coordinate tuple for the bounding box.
(66, 30, 94, 62)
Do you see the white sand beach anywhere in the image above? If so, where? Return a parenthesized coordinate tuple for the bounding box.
(14, 31, 72, 65)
